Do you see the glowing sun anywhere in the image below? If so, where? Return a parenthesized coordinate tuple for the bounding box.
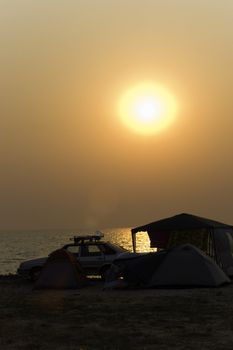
(118, 82, 177, 134)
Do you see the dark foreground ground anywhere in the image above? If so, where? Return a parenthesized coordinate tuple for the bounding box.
(0, 275, 233, 350)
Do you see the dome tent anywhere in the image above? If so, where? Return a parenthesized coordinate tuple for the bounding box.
(131, 213, 233, 276)
(109, 244, 230, 288)
(34, 249, 88, 289)
(148, 244, 230, 287)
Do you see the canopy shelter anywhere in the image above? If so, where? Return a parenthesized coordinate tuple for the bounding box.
(131, 213, 233, 276)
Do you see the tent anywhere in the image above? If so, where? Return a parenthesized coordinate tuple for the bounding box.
(110, 244, 230, 288)
(34, 249, 88, 289)
(149, 244, 230, 287)
(131, 213, 233, 276)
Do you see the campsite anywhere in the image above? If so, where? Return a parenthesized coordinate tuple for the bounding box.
(1, 213, 233, 349)
(2, 1, 233, 348)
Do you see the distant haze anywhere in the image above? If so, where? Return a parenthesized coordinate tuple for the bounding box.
(1, 1, 233, 229)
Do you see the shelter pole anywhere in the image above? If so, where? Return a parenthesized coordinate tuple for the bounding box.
(212, 228, 222, 268)
(131, 230, 136, 252)
(211, 229, 219, 265)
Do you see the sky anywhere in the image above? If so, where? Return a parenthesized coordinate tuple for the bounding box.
(1, 0, 233, 230)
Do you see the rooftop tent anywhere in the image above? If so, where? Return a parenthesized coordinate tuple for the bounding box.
(131, 213, 233, 276)
(34, 249, 88, 289)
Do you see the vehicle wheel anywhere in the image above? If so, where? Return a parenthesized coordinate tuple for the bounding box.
(100, 265, 111, 281)
(30, 267, 42, 281)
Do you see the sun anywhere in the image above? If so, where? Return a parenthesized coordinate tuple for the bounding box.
(118, 82, 177, 134)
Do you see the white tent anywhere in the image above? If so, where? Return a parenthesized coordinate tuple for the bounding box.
(149, 244, 230, 287)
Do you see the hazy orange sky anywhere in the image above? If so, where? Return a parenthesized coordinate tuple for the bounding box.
(1, 0, 233, 229)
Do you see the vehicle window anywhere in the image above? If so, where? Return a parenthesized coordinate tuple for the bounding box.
(81, 245, 102, 257)
(66, 245, 80, 255)
(100, 244, 116, 255)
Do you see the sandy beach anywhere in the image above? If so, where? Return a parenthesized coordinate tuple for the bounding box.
(0, 276, 233, 350)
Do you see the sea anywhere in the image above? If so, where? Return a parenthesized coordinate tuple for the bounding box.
(0, 228, 153, 275)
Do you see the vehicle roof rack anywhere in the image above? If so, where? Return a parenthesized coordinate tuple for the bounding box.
(71, 231, 104, 244)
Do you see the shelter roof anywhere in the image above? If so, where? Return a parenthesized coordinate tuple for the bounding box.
(131, 213, 233, 234)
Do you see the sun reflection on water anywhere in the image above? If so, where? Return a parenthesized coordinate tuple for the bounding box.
(105, 228, 156, 253)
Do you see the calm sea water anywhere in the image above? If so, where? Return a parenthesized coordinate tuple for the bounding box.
(0, 228, 153, 275)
